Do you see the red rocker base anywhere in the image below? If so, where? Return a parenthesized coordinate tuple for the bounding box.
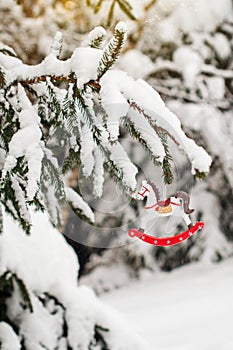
(128, 221, 204, 247)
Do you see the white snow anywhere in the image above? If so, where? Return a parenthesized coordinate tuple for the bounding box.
(49, 31, 63, 57)
(65, 186, 95, 223)
(80, 124, 95, 177)
(101, 70, 212, 175)
(108, 141, 138, 191)
(156, 0, 233, 39)
(173, 47, 203, 88)
(117, 49, 155, 79)
(115, 21, 128, 33)
(103, 257, 233, 349)
(128, 107, 166, 162)
(206, 33, 231, 60)
(0, 322, 21, 350)
(93, 147, 105, 198)
(0, 210, 150, 349)
(100, 82, 129, 141)
(206, 77, 225, 100)
(168, 101, 233, 189)
(3, 85, 44, 201)
(70, 47, 102, 88)
(82, 26, 106, 47)
(191, 182, 233, 263)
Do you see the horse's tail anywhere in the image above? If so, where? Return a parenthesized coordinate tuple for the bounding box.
(175, 191, 194, 214)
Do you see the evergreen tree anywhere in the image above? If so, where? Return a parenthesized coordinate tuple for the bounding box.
(0, 21, 212, 348)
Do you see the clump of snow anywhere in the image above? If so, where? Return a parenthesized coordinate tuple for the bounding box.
(93, 148, 105, 198)
(117, 49, 155, 79)
(115, 21, 127, 33)
(206, 33, 231, 60)
(49, 31, 63, 57)
(65, 186, 95, 223)
(3, 84, 44, 201)
(206, 77, 225, 100)
(0, 210, 79, 290)
(108, 142, 138, 191)
(82, 26, 106, 47)
(100, 84, 129, 141)
(0, 322, 21, 350)
(173, 46, 203, 88)
(70, 47, 102, 88)
(80, 124, 95, 177)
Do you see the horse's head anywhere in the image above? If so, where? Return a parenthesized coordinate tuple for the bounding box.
(137, 180, 151, 200)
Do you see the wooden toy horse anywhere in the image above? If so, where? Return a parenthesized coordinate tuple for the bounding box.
(137, 180, 194, 232)
(128, 180, 204, 247)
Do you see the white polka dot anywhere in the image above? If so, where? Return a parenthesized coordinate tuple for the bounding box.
(142, 236, 145, 240)
(167, 240, 170, 244)
(154, 240, 157, 244)
(179, 237, 183, 241)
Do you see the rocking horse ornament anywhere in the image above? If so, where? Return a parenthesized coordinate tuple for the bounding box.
(128, 180, 204, 247)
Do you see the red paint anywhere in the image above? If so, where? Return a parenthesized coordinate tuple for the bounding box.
(145, 198, 181, 210)
(128, 222, 204, 247)
(138, 186, 150, 198)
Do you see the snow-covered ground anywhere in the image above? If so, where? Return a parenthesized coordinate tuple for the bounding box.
(102, 258, 233, 350)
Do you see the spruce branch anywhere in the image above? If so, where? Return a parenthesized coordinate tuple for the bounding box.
(91, 325, 110, 350)
(0, 271, 33, 315)
(37, 96, 48, 123)
(144, 0, 157, 11)
(50, 31, 63, 58)
(116, 0, 136, 21)
(0, 68, 6, 88)
(63, 86, 82, 138)
(12, 273, 33, 313)
(40, 152, 65, 227)
(62, 148, 80, 174)
(73, 86, 102, 141)
(107, 0, 116, 27)
(157, 129, 174, 184)
(87, 28, 106, 49)
(0, 271, 13, 321)
(0, 46, 17, 58)
(121, 117, 161, 167)
(129, 101, 180, 146)
(85, 0, 136, 26)
(1, 174, 31, 234)
(127, 101, 175, 183)
(194, 170, 207, 180)
(97, 22, 127, 79)
(41, 153, 65, 203)
(94, 0, 104, 13)
(46, 80, 62, 122)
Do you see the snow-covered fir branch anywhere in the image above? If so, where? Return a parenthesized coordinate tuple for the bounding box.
(0, 22, 211, 234)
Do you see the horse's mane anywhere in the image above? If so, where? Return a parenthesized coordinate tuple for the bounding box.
(147, 180, 161, 201)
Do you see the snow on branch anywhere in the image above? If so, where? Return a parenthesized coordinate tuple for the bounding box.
(65, 187, 95, 223)
(100, 70, 212, 176)
(0, 21, 211, 232)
